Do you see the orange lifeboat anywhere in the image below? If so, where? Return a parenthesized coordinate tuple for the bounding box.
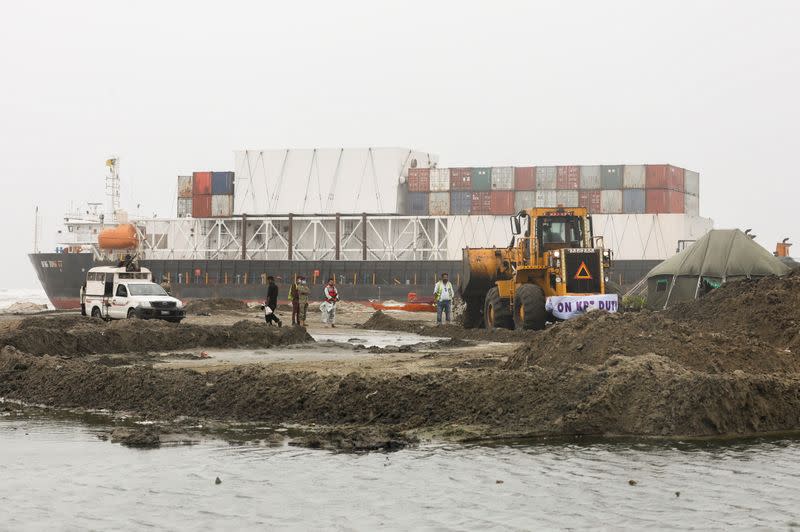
(98, 224, 138, 250)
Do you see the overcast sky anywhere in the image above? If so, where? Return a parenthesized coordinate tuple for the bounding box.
(2, 0, 798, 288)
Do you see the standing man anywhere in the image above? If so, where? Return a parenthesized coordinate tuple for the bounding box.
(322, 277, 339, 328)
(433, 273, 454, 325)
(264, 276, 282, 327)
(289, 278, 300, 325)
(297, 276, 310, 327)
(80, 281, 87, 316)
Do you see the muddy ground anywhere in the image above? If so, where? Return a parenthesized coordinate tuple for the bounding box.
(3, 275, 800, 449)
(0, 314, 312, 357)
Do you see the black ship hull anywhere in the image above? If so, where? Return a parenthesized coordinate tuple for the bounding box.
(30, 253, 661, 310)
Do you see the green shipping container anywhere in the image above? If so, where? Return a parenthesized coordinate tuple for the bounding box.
(471, 167, 491, 191)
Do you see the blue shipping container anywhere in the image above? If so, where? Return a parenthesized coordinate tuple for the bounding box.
(407, 192, 429, 215)
(623, 189, 646, 214)
(211, 171, 235, 195)
(450, 191, 472, 214)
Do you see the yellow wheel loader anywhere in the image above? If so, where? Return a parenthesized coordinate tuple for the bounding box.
(460, 207, 618, 330)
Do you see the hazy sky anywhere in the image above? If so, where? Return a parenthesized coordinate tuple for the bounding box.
(2, 1, 799, 288)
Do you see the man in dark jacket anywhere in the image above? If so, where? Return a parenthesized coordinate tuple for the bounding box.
(264, 276, 282, 327)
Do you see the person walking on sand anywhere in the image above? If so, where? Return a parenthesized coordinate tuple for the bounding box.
(321, 277, 339, 327)
(433, 272, 454, 325)
(80, 281, 87, 316)
(297, 276, 310, 327)
(289, 278, 300, 325)
(264, 276, 282, 327)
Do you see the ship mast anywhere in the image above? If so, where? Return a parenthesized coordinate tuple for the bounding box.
(105, 157, 120, 223)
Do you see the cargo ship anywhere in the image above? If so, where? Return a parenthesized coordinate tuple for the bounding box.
(30, 149, 713, 309)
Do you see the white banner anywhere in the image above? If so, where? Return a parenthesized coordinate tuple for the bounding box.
(545, 294, 619, 320)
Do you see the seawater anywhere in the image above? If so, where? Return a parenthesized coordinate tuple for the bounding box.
(2, 417, 799, 530)
(0, 287, 49, 310)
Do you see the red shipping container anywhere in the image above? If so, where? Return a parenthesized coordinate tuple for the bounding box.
(646, 165, 685, 191)
(450, 168, 472, 190)
(471, 192, 492, 214)
(490, 191, 515, 215)
(646, 189, 685, 213)
(192, 194, 212, 218)
(514, 167, 536, 190)
(193, 171, 212, 195)
(579, 190, 602, 214)
(407, 168, 430, 192)
(557, 166, 580, 189)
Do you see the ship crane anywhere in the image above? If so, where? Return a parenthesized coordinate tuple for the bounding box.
(105, 157, 121, 222)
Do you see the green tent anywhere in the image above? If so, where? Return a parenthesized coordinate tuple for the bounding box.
(646, 229, 791, 309)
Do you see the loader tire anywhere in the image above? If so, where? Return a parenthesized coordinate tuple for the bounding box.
(462, 297, 483, 329)
(484, 287, 514, 330)
(513, 284, 547, 331)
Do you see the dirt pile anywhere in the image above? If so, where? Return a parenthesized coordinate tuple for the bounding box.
(664, 272, 800, 349)
(0, 315, 312, 356)
(183, 298, 250, 314)
(359, 310, 532, 342)
(506, 274, 800, 373)
(2, 345, 800, 438)
(505, 311, 800, 374)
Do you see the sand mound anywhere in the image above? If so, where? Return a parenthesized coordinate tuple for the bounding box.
(359, 310, 532, 342)
(0, 315, 312, 356)
(183, 298, 250, 314)
(2, 345, 799, 438)
(506, 274, 800, 373)
(664, 272, 800, 349)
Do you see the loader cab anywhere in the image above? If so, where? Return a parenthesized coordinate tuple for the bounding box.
(537, 215, 584, 254)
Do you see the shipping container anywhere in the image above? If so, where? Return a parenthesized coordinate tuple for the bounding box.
(450, 168, 472, 190)
(578, 190, 601, 213)
(646, 165, 685, 191)
(211, 171, 235, 195)
(490, 191, 515, 215)
(177, 197, 192, 217)
(684, 193, 699, 216)
(556, 166, 580, 189)
(622, 189, 646, 214)
(211, 194, 234, 217)
(536, 166, 557, 189)
(579, 166, 601, 189)
(407, 192, 429, 215)
(601, 165, 623, 189)
(177, 175, 193, 198)
(490, 167, 514, 190)
(556, 189, 579, 207)
(514, 166, 536, 190)
(514, 191, 536, 212)
(535, 190, 557, 208)
(684, 170, 699, 196)
(429, 168, 450, 191)
(192, 194, 212, 218)
(622, 165, 646, 189)
(192, 172, 212, 195)
(471, 192, 492, 214)
(408, 168, 430, 192)
(428, 191, 450, 215)
(600, 190, 623, 214)
(450, 191, 472, 215)
(646, 189, 685, 214)
(471, 168, 492, 191)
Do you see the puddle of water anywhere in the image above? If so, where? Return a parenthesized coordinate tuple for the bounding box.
(310, 329, 439, 348)
(154, 329, 441, 368)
